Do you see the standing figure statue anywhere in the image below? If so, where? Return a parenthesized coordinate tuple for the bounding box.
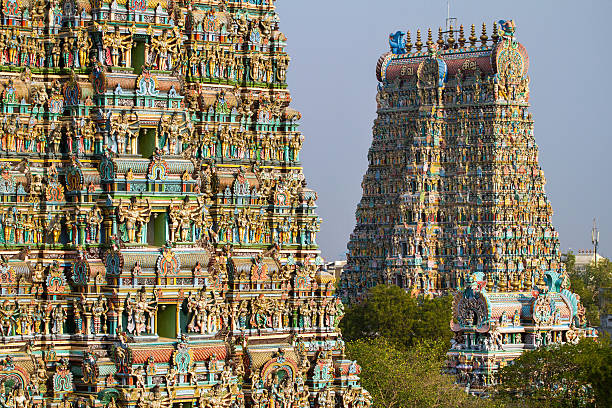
(51, 304, 66, 335)
(103, 26, 132, 67)
(168, 196, 205, 243)
(150, 28, 180, 71)
(109, 111, 139, 155)
(116, 197, 152, 243)
(90, 295, 108, 334)
(125, 287, 157, 336)
(158, 113, 192, 155)
(186, 288, 211, 334)
(0, 300, 17, 336)
(86, 205, 103, 243)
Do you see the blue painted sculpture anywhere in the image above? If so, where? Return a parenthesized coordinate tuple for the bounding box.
(389, 31, 407, 54)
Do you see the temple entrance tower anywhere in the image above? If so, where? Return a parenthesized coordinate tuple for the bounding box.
(342, 22, 596, 392)
(0, 0, 369, 406)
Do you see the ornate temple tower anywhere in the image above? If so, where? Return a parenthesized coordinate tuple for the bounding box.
(341, 21, 596, 391)
(0, 0, 370, 407)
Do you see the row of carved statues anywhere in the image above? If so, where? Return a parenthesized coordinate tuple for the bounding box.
(0, 293, 344, 337)
(0, 334, 371, 407)
(0, 24, 289, 85)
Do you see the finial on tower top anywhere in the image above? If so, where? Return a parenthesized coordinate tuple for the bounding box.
(416, 29, 423, 51)
(492, 21, 499, 43)
(469, 24, 477, 46)
(447, 25, 455, 48)
(427, 28, 434, 49)
(458, 25, 466, 48)
(406, 30, 412, 52)
(480, 23, 488, 46)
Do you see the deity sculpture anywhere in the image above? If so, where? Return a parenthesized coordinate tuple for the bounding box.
(109, 111, 139, 155)
(117, 197, 152, 244)
(0, 300, 17, 336)
(168, 196, 206, 243)
(73, 298, 85, 335)
(51, 304, 67, 335)
(125, 288, 157, 336)
(137, 386, 171, 408)
(90, 295, 108, 334)
(158, 113, 192, 155)
(86, 205, 103, 243)
(82, 351, 98, 384)
(103, 26, 132, 67)
(186, 288, 221, 335)
(150, 29, 181, 71)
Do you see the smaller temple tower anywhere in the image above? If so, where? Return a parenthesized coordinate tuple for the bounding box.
(342, 20, 597, 391)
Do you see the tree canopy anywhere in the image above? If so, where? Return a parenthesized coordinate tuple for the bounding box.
(345, 337, 495, 408)
(564, 252, 612, 326)
(341, 285, 490, 407)
(496, 338, 612, 408)
(339, 284, 453, 348)
(341, 283, 612, 407)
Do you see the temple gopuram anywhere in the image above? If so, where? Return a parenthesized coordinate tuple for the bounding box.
(0, 0, 371, 407)
(341, 20, 597, 391)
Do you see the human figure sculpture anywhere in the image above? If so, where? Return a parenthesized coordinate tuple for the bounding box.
(125, 288, 157, 336)
(90, 295, 108, 334)
(186, 288, 211, 334)
(51, 304, 66, 335)
(116, 197, 151, 244)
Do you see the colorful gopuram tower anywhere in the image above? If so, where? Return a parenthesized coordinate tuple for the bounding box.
(341, 21, 596, 391)
(0, 1, 370, 407)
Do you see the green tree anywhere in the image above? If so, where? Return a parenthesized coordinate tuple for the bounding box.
(495, 338, 612, 408)
(340, 285, 453, 349)
(564, 252, 612, 325)
(346, 337, 494, 408)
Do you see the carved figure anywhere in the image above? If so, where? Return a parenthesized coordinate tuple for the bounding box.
(117, 197, 151, 243)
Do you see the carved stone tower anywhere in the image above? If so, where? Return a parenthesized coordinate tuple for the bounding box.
(0, 0, 369, 407)
(341, 21, 596, 391)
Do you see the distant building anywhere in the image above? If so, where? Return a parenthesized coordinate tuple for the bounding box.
(573, 250, 607, 272)
(326, 260, 347, 284)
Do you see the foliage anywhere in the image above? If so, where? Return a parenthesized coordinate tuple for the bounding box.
(339, 285, 453, 349)
(341, 286, 496, 406)
(564, 252, 612, 326)
(346, 337, 494, 408)
(340, 273, 612, 408)
(495, 338, 612, 408)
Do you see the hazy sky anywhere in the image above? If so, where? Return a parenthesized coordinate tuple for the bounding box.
(275, 0, 612, 261)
